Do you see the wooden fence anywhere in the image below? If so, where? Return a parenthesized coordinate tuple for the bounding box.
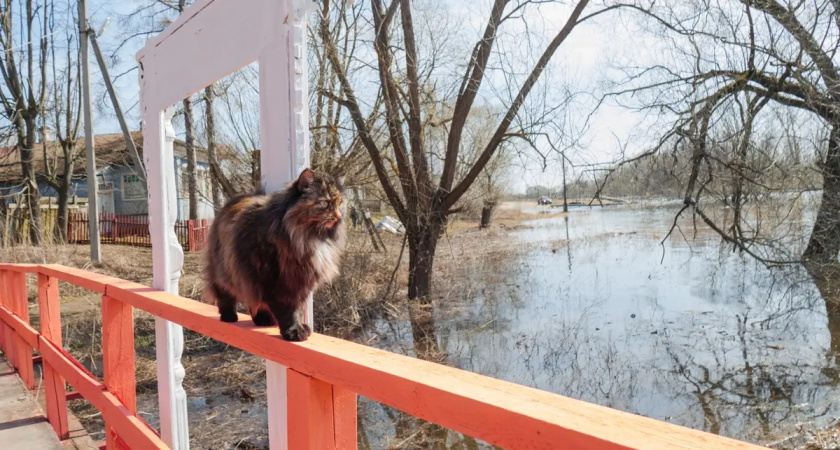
(2, 198, 88, 246)
(68, 213, 210, 252)
(0, 263, 765, 449)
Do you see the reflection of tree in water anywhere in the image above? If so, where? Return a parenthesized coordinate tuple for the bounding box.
(356, 309, 497, 449)
(356, 236, 526, 448)
(664, 315, 797, 441)
(658, 259, 840, 443)
(805, 261, 840, 364)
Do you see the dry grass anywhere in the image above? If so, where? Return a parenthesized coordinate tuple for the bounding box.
(447, 204, 566, 234)
(768, 420, 840, 449)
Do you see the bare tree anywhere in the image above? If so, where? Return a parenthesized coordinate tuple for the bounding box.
(308, 1, 382, 183)
(608, 1, 840, 274)
(183, 94, 198, 219)
(42, 2, 82, 242)
(204, 84, 223, 209)
(319, 0, 600, 302)
(0, 0, 50, 245)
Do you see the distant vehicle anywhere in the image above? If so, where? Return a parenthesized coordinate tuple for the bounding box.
(537, 196, 552, 205)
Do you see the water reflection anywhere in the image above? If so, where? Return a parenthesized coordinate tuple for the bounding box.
(358, 204, 840, 446)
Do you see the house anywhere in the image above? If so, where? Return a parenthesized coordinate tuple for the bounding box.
(0, 131, 215, 220)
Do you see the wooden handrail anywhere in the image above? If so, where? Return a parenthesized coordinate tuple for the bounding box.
(0, 263, 765, 449)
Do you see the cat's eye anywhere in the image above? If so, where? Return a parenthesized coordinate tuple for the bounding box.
(319, 201, 329, 208)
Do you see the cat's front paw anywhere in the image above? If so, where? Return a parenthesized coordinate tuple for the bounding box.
(281, 323, 311, 342)
(220, 310, 239, 323)
(252, 309, 276, 327)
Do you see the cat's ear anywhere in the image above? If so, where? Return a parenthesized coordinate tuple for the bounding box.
(297, 168, 316, 192)
(334, 174, 346, 190)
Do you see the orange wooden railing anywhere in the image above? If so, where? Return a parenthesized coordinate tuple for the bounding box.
(0, 263, 764, 450)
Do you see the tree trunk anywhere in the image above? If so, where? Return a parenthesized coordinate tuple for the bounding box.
(19, 118, 42, 246)
(479, 200, 496, 228)
(804, 125, 840, 267)
(407, 222, 443, 303)
(204, 85, 222, 209)
(55, 186, 68, 243)
(53, 151, 74, 243)
(183, 96, 198, 220)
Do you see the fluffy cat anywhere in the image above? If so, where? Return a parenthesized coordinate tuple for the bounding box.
(203, 168, 347, 341)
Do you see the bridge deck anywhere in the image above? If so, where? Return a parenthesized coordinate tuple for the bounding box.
(0, 356, 97, 450)
(0, 356, 64, 449)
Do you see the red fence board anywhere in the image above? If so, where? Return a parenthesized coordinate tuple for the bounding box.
(67, 213, 209, 252)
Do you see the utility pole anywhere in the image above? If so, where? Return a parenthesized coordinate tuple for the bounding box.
(89, 32, 146, 181)
(79, 0, 101, 262)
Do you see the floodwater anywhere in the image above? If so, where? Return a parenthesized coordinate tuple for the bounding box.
(357, 202, 840, 448)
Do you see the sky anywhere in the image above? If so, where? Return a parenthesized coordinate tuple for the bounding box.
(79, 0, 658, 195)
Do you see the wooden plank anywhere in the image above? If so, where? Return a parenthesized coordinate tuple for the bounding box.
(38, 337, 166, 450)
(0, 305, 40, 349)
(39, 273, 69, 439)
(102, 278, 761, 450)
(0, 271, 14, 366)
(286, 370, 356, 450)
(0, 263, 38, 273)
(102, 295, 137, 449)
(9, 271, 34, 389)
(332, 381, 357, 449)
(2, 321, 13, 367)
(38, 264, 109, 294)
(287, 370, 332, 450)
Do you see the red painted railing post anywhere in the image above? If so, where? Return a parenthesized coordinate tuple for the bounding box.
(101, 294, 137, 449)
(286, 369, 357, 450)
(38, 273, 69, 439)
(8, 270, 34, 389)
(187, 219, 195, 252)
(0, 271, 8, 356)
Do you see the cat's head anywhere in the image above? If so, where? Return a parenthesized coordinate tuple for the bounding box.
(287, 168, 346, 234)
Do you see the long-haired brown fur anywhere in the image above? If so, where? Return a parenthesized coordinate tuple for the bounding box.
(203, 168, 346, 341)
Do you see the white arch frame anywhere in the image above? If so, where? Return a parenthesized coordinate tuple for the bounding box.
(136, 1, 315, 448)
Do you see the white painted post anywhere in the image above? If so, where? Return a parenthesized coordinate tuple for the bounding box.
(135, 0, 314, 447)
(142, 105, 190, 448)
(264, 1, 316, 449)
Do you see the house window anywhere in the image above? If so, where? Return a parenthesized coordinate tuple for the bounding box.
(98, 181, 114, 193)
(122, 173, 146, 201)
(180, 166, 211, 198)
(200, 167, 212, 196)
(179, 165, 189, 198)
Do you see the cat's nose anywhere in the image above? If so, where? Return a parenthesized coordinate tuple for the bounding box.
(335, 211, 342, 220)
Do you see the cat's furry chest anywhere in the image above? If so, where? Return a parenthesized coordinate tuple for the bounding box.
(309, 240, 342, 282)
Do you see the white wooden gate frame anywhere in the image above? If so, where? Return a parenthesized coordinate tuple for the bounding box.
(136, 1, 315, 448)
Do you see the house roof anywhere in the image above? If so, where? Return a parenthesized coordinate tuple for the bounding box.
(0, 131, 209, 183)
